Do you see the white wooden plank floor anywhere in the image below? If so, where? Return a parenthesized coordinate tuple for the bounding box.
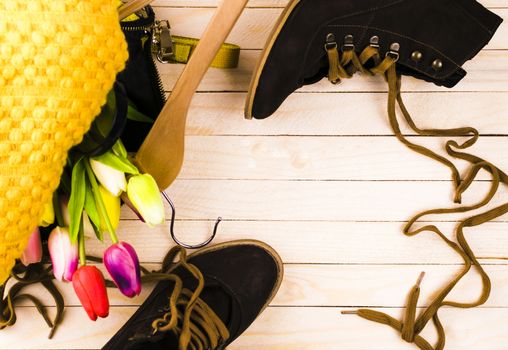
(2, 1, 508, 349)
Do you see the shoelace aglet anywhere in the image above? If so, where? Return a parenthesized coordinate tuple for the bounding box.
(341, 310, 359, 315)
(416, 271, 425, 287)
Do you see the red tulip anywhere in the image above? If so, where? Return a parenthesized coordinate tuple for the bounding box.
(103, 242, 141, 298)
(72, 266, 109, 321)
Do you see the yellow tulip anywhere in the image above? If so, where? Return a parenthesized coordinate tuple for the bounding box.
(127, 174, 165, 227)
(98, 185, 120, 233)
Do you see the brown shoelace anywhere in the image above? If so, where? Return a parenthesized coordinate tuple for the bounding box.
(326, 39, 508, 349)
(90, 246, 231, 350)
(0, 261, 64, 339)
(0, 246, 230, 349)
(140, 246, 230, 350)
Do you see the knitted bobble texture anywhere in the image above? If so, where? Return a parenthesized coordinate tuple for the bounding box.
(0, 0, 128, 284)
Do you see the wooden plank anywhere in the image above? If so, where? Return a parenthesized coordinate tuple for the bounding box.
(85, 220, 508, 264)
(179, 136, 508, 180)
(154, 0, 291, 6)
(150, 8, 508, 50)
(2, 306, 508, 349)
(276, 264, 508, 307)
(12, 264, 508, 308)
(157, 50, 508, 92)
(232, 307, 508, 350)
(184, 93, 508, 136)
(120, 180, 508, 222)
(154, 0, 508, 8)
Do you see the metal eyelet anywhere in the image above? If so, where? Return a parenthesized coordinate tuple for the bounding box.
(341, 34, 355, 51)
(369, 36, 380, 49)
(386, 42, 400, 62)
(324, 33, 337, 50)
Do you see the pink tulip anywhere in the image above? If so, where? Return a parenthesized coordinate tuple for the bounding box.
(103, 242, 141, 298)
(48, 227, 79, 282)
(21, 228, 43, 266)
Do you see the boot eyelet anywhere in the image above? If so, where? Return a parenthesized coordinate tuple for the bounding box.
(324, 33, 337, 50)
(369, 35, 380, 49)
(386, 42, 400, 62)
(341, 34, 355, 51)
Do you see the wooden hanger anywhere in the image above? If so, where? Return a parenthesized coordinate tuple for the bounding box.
(118, 0, 155, 20)
(134, 0, 249, 190)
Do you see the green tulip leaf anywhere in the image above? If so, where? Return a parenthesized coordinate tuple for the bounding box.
(84, 183, 102, 241)
(127, 103, 154, 123)
(112, 139, 127, 158)
(69, 158, 86, 243)
(89, 213, 103, 242)
(92, 151, 139, 175)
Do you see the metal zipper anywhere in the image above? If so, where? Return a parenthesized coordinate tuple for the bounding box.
(121, 18, 167, 104)
(152, 20, 174, 64)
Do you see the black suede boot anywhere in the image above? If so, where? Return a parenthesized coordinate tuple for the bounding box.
(102, 240, 283, 350)
(245, 0, 502, 119)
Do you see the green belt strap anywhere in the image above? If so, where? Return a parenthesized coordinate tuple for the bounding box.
(170, 35, 241, 69)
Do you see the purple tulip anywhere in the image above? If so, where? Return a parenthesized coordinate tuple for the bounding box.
(103, 242, 141, 298)
(48, 227, 78, 282)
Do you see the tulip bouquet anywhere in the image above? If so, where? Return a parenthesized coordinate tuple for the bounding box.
(13, 89, 166, 330)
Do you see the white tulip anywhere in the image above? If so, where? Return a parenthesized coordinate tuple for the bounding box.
(90, 159, 126, 197)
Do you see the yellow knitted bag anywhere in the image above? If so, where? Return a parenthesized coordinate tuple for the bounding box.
(0, 0, 128, 285)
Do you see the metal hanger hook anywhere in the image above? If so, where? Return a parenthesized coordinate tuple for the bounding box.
(162, 191, 222, 249)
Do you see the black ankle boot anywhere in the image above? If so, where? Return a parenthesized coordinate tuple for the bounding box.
(245, 0, 502, 119)
(102, 240, 283, 350)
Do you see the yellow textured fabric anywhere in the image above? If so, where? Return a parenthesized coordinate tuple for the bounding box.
(0, 0, 128, 285)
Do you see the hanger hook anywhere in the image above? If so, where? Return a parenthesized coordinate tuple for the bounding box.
(162, 191, 221, 249)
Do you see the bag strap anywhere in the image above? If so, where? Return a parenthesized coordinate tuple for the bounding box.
(135, 0, 249, 190)
(172, 36, 240, 69)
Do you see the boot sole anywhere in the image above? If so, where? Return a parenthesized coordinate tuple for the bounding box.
(184, 239, 284, 319)
(244, 0, 301, 120)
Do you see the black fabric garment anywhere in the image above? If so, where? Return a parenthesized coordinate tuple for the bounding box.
(249, 0, 502, 119)
(118, 6, 166, 152)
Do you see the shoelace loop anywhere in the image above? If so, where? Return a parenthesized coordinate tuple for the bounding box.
(143, 246, 230, 350)
(327, 35, 508, 350)
(0, 262, 63, 339)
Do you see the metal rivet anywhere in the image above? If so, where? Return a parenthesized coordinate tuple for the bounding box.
(389, 42, 400, 52)
(411, 51, 423, 62)
(432, 59, 443, 70)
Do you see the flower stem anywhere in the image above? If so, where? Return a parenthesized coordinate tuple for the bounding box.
(84, 159, 119, 244)
(78, 220, 86, 266)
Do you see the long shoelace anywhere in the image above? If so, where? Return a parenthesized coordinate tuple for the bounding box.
(0, 245, 230, 349)
(139, 246, 230, 350)
(326, 37, 508, 350)
(0, 261, 64, 339)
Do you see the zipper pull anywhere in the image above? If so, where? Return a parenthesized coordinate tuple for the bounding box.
(152, 20, 174, 63)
